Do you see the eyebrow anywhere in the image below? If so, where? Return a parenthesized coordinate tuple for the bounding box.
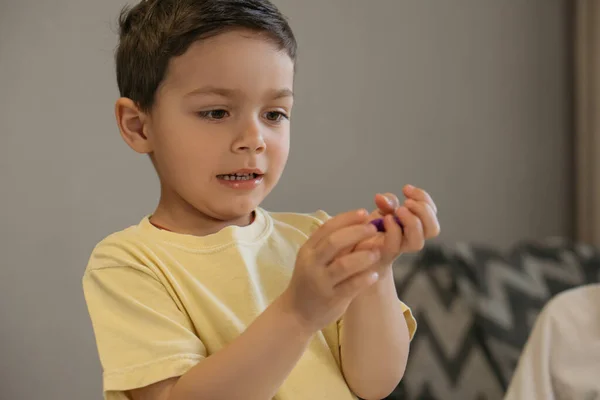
(270, 88, 294, 99)
(185, 86, 293, 99)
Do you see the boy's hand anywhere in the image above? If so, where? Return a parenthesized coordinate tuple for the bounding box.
(281, 209, 382, 334)
(350, 185, 440, 272)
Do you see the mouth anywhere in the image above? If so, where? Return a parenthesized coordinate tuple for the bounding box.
(216, 172, 263, 181)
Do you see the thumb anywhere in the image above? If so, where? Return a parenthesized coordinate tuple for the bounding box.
(375, 193, 399, 215)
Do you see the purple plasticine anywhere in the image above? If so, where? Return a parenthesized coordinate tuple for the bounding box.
(370, 215, 403, 232)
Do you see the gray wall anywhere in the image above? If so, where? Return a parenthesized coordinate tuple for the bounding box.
(0, 0, 571, 399)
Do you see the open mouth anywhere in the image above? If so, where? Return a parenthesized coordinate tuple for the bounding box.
(216, 173, 262, 181)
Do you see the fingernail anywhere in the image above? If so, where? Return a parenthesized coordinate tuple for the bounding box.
(385, 196, 394, 207)
(406, 184, 415, 191)
(358, 209, 368, 216)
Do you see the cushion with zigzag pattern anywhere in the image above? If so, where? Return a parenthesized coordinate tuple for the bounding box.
(380, 239, 600, 400)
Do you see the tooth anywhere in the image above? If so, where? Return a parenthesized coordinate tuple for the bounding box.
(219, 173, 258, 181)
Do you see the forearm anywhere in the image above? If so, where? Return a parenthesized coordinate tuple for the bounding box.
(169, 294, 313, 400)
(340, 269, 410, 399)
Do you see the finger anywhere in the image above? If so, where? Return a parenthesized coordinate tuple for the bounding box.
(403, 185, 437, 214)
(335, 207, 384, 259)
(313, 223, 378, 265)
(382, 214, 404, 260)
(336, 206, 387, 259)
(323, 229, 378, 260)
(404, 199, 440, 239)
(328, 249, 381, 286)
(342, 198, 396, 257)
(368, 208, 384, 221)
(374, 193, 400, 215)
(396, 206, 425, 251)
(334, 267, 380, 298)
(306, 209, 370, 247)
(334, 233, 384, 263)
(353, 234, 384, 253)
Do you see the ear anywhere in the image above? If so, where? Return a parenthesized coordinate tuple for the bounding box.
(115, 98, 153, 154)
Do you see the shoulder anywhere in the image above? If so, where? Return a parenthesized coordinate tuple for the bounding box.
(266, 209, 332, 236)
(84, 219, 154, 276)
(541, 284, 600, 324)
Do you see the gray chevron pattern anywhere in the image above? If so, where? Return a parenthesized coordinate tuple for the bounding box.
(384, 240, 600, 400)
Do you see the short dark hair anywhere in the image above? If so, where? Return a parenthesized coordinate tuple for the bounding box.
(115, 0, 297, 112)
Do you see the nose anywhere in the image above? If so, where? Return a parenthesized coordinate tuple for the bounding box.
(232, 118, 266, 154)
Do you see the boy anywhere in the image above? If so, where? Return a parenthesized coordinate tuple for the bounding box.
(83, 0, 441, 399)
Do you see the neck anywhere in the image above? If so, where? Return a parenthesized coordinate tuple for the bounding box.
(150, 188, 254, 237)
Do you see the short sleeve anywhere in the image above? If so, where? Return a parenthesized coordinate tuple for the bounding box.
(399, 300, 417, 340)
(308, 210, 332, 233)
(310, 210, 332, 223)
(83, 265, 206, 394)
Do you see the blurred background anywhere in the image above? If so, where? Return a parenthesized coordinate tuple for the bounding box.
(1, 0, 598, 399)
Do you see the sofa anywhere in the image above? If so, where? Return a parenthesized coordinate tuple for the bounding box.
(383, 237, 600, 400)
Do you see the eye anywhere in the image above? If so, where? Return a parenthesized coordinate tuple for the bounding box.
(198, 109, 229, 120)
(264, 111, 289, 123)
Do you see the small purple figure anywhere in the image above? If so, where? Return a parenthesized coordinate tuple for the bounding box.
(370, 215, 404, 232)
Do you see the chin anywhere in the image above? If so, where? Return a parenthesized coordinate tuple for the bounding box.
(210, 199, 261, 221)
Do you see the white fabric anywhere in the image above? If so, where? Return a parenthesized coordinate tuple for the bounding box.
(504, 284, 600, 400)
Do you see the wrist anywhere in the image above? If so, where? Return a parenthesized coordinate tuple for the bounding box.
(356, 266, 395, 298)
(273, 292, 317, 340)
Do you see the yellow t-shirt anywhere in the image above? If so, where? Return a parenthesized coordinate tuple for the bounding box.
(83, 208, 417, 400)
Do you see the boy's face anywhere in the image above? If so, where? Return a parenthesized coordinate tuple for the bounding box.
(122, 30, 294, 228)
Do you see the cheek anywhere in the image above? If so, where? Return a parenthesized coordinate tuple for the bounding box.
(267, 134, 290, 167)
(153, 126, 220, 179)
